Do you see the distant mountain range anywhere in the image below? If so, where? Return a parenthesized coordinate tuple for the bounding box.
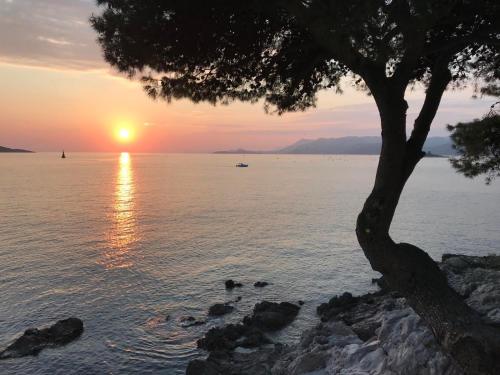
(215, 136, 457, 156)
(0, 146, 33, 153)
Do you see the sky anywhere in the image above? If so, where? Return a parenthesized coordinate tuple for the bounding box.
(0, 0, 497, 152)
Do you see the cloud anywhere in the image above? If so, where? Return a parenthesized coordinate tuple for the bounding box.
(0, 0, 104, 70)
(37, 36, 75, 46)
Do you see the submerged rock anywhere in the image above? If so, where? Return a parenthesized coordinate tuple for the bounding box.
(254, 281, 269, 288)
(225, 280, 243, 289)
(180, 316, 206, 328)
(208, 303, 235, 317)
(0, 318, 83, 360)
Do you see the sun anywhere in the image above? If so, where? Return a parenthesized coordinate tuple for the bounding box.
(119, 128, 130, 140)
(116, 127, 134, 143)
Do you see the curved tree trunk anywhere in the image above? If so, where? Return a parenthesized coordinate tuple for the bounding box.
(355, 91, 500, 374)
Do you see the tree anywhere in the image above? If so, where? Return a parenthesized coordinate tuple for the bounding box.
(448, 104, 500, 184)
(91, 1, 500, 372)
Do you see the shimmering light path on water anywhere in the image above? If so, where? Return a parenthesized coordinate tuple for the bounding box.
(0, 153, 499, 374)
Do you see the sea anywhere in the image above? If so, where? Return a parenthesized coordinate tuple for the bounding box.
(1, 153, 499, 374)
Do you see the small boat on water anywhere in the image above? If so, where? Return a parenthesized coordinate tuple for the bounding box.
(61, 150, 66, 159)
(235, 162, 248, 168)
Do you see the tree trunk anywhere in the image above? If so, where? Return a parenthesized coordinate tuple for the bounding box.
(355, 95, 500, 374)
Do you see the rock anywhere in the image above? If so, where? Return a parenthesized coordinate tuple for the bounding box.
(197, 300, 300, 354)
(186, 359, 221, 375)
(198, 323, 271, 352)
(225, 280, 243, 289)
(372, 276, 390, 291)
(180, 316, 206, 328)
(189, 255, 500, 375)
(442, 253, 500, 272)
(199, 324, 272, 351)
(244, 301, 300, 331)
(298, 300, 305, 306)
(189, 346, 284, 375)
(254, 281, 269, 288)
(441, 254, 500, 324)
(317, 292, 359, 321)
(274, 299, 463, 375)
(286, 351, 329, 375)
(208, 303, 235, 317)
(239, 328, 271, 348)
(0, 318, 83, 360)
(198, 324, 247, 351)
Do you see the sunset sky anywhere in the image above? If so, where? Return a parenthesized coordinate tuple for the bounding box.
(0, 0, 497, 152)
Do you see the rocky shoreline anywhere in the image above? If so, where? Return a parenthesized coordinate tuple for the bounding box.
(187, 254, 500, 375)
(0, 318, 83, 360)
(1, 254, 497, 373)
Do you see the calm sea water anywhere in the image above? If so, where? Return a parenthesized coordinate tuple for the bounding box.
(0, 153, 499, 374)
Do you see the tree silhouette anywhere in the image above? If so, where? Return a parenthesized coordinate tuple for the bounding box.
(92, 1, 500, 372)
(448, 101, 500, 184)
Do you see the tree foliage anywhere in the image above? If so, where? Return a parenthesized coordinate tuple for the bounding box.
(91, 0, 500, 114)
(92, 2, 500, 372)
(448, 109, 500, 184)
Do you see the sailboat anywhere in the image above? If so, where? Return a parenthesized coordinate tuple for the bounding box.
(61, 150, 66, 159)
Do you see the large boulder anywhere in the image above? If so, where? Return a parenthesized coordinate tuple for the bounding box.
(441, 254, 500, 324)
(208, 303, 235, 317)
(244, 301, 300, 331)
(198, 324, 248, 352)
(0, 317, 84, 359)
(197, 301, 300, 353)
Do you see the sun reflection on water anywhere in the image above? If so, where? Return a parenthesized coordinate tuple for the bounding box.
(102, 152, 138, 269)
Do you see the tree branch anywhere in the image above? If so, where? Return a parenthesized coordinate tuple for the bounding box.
(280, 0, 375, 76)
(409, 64, 452, 151)
(402, 61, 452, 181)
(424, 35, 500, 57)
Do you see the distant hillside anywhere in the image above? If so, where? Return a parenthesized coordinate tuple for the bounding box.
(276, 136, 456, 155)
(215, 136, 457, 156)
(278, 136, 382, 155)
(214, 148, 263, 154)
(0, 146, 33, 153)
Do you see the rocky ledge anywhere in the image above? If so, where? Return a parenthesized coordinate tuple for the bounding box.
(187, 254, 500, 375)
(0, 317, 84, 360)
(188, 301, 300, 374)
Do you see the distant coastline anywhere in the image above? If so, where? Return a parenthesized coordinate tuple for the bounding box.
(0, 146, 33, 153)
(215, 136, 455, 156)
